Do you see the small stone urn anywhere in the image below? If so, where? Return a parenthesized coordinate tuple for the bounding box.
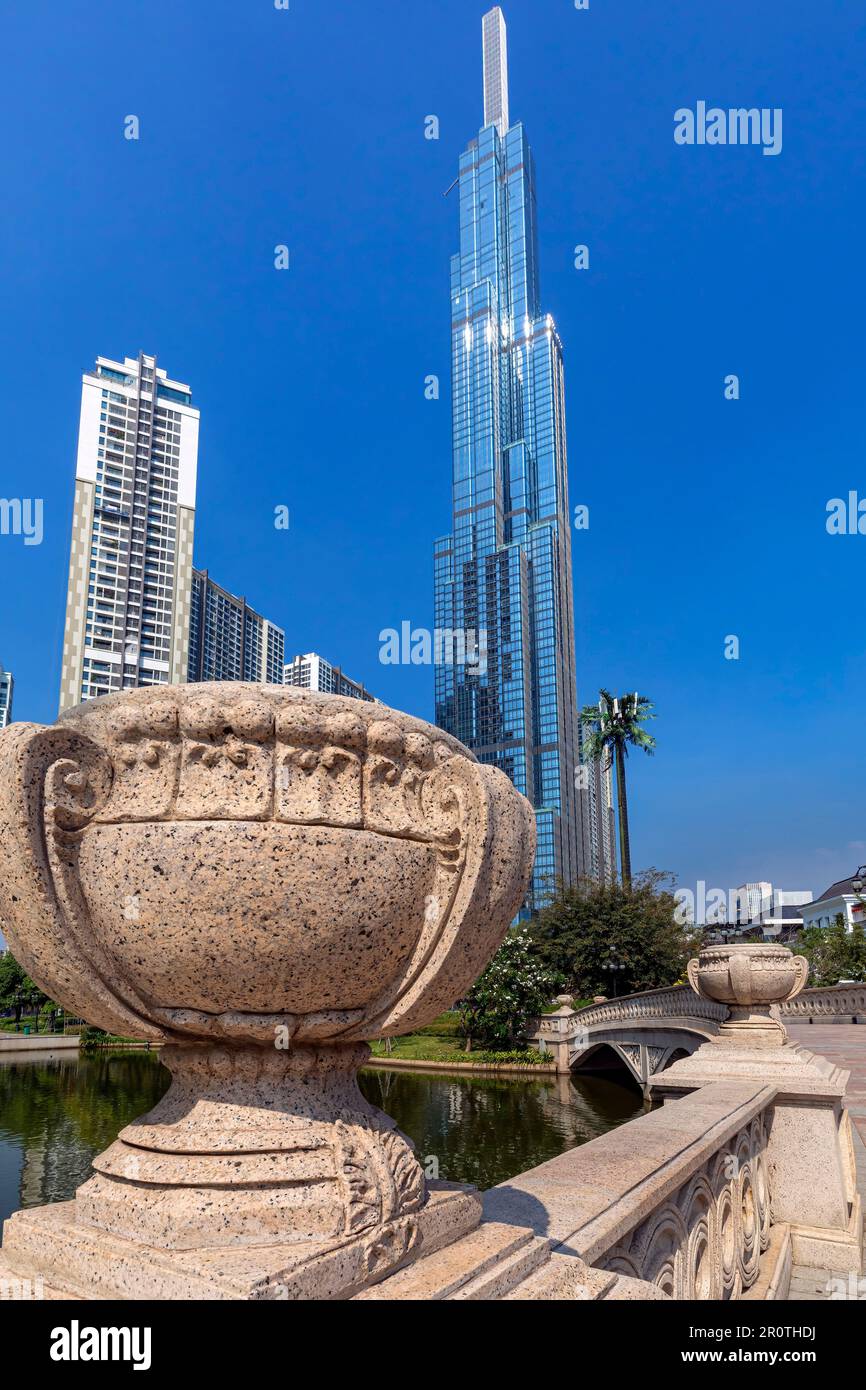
(687, 943, 809, 1046)
(0, 684, 534, 1298)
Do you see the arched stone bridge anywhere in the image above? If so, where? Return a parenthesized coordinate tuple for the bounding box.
(528, 982, 866, 1088)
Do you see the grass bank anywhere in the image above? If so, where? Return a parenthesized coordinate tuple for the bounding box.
(368, 1013, 553, 1069)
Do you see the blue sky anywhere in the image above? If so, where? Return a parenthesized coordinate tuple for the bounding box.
(0, 0, 863, 902)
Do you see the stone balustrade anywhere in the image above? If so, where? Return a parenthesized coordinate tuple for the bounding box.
(528, 987, 727, 1079)
(570, 984, 728, 1029)
(532, 980, 866, 1050)
(485, 1080, 780, 1300)
(780, 982, 866, 1024)
(512, 946, 862, 1301)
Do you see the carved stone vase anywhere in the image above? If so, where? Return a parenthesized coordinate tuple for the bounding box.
(687, 943, 809, 1046)
(0, 684, 534, 1298)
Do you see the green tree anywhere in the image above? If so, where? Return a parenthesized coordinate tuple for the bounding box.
(0, 952, 27, 1028)
(22, 978, 49, 1031)
(580, 691, 656, 889)
(530, 870, 698, 998)
(796, 914, 866, 986)
(0, 953, 51, 1031)
(851, 918, 866, 980)
(458, 929, 563, 1051)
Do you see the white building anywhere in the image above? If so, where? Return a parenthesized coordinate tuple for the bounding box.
(283, 653, 375, 703)
(593, 754, 617, 886)
(799, 878, 866, 933)
(734, 883, 773, 925)
(0, 667, 12, 728)
(732, 883, 813, 939)
(748, 904, 808, 941)
(577, 721, 617, 885)
(59, 352, 199, 711)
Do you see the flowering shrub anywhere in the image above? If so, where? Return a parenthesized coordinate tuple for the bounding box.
(457, 929, 563, 1050)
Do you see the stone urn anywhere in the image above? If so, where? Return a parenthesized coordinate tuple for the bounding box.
(687, 943, 809, 1046)
(0, 684, 534, 1298)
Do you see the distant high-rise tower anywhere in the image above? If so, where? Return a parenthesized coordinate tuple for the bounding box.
(433, 8, 588, 908)
(578, 721, 617, 885)
(59, 353, 199, 710)
(284, 653, 375, 703)
(189, 569, 285, 685)
(0, 667, 13, 728)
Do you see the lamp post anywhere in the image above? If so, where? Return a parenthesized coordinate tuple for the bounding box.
(851, 866, 866, 922)
(603, 952, 626, 999)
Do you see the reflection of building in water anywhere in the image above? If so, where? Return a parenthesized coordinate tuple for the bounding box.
(0, 1054, 169, 1224)
(18, 1123, 95, 1210)
(359, 1062, 642, 1194)
(18, 1144, 45, 1208)
(536, 1071, 644, 1144)
(447, 1086, 464, 1125)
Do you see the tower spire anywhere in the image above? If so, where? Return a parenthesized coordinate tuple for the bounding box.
(482, 7, 509, 137)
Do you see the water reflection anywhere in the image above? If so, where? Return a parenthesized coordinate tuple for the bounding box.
(359, 1066, 643, 1191)
(0, 1053, 642, 1225)
(0, 1052, 168, 1222)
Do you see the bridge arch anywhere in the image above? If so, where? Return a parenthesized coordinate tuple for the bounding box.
(529, 984, 728, 1081)
(568, 1032, 707, 1087)
(570, 1040, 642, 1087)
(661, 1046, 691, 1071)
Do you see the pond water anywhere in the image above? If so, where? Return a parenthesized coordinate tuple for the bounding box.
(0, 1051, 643, 1224)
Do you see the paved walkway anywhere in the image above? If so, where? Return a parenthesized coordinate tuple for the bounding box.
(785, 1024, 866, 1300)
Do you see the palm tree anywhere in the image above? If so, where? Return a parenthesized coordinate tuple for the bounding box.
(580, 690, 656, 890)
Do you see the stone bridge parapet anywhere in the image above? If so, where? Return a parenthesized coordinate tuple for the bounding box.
(528, 985, 728, 1083)
(529, 981, 865, 1083)
(781, 982, 866, 1024)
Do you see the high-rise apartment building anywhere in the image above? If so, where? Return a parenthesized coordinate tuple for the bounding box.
(592, 758, 617, 885)
(59, 352, 198, 711)
(433, 8, 587, 908)
(0, 667, 13, 728)
(284, 653, 375, 703)
(189, 569, 285, 685)
(578, 722, 617, 886)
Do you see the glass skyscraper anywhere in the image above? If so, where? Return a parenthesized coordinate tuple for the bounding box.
(433, 7, 589, 909)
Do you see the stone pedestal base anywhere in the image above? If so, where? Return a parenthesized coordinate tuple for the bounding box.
(717, 1008, 787, 1048)
(78, 1042, 429, 1253)
(655, 1036, 849, 1096)
(0, 1185, 482, 1301)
